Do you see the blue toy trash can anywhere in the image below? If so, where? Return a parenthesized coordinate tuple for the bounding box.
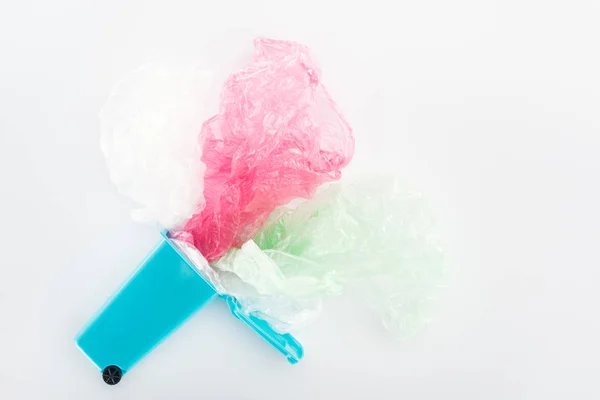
(75, 231, 303, 385)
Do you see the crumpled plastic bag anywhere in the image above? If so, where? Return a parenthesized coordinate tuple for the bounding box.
(212, 180, 446, 337)
(98, 39, 441, 338)
(100, 64, 212, 228)
(175, 37, 354, 262)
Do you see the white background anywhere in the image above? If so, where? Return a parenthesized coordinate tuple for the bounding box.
(1, 0, 599, 398)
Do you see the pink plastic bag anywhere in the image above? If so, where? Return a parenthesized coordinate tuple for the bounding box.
(177, 38, 354, 261)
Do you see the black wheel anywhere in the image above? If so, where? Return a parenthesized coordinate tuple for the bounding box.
(102, 365, 122, 385)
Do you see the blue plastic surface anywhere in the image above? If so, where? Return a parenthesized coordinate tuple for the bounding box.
(225, 296, 303, 364)
(75, 231, 303, 375)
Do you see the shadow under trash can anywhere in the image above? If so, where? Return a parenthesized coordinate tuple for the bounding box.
(76, 230, 303, 385)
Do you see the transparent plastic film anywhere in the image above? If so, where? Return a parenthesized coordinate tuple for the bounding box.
(213, 180, 446, 337)
(100, 64, 212, 229)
